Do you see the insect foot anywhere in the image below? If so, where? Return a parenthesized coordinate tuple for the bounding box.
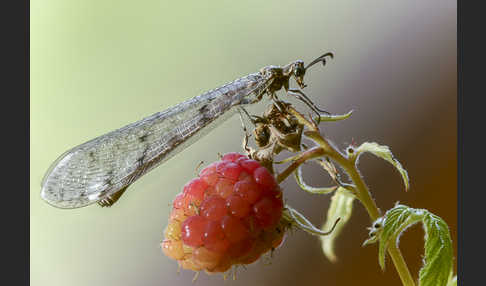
(161, 153, 287, 274)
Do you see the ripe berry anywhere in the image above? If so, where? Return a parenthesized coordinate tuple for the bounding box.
(218, 162, 242, 181)
(226, 194, 251, 218)
(253, 197, 284, 229)
(254, 167, 277, 188)
(234, 179, 263, 204)
(203, 221, 231, 253)
(221, 152, 246, 162)
(221, 215, 250, 242)
(200, 195, 227, 221)
(181, 215, 208, 247)
(239, 159, 261, 173)
(162, 153, 286, 274)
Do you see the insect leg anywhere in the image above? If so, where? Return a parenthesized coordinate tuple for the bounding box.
(238, 106, 259, 126)
(238, 108, 253, 155)
(287, 89, 330, 123)
(194, 161, 205, 176)
(288, 88, 330, 114)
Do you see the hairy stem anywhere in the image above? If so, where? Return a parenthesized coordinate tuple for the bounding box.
(388, 239, 416, 286)
(308, 131, 415, 286)
(276, 146, 325, 184)
(275, 106, 415, 285)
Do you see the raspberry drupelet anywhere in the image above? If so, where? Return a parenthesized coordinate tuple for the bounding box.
(162, 153, 285, 273)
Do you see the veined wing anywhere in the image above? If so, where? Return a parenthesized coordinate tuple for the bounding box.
(41, 73, 266, 209)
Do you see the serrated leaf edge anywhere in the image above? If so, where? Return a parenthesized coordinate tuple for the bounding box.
(369, 205, 454, 286)
(354, 142, 410, 191)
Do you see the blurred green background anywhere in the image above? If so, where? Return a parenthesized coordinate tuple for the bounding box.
(30, 0, 456, 285)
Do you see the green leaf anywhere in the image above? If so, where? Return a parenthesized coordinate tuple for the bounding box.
(377, 205, 422, 270)
(419, 213, 454, 286)
(320, 187, 355, 262)
(364, 204, 454, 286)
(354, 142, 410, 191)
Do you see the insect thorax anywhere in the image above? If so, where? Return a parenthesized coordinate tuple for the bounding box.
(260, 65, 290, 95)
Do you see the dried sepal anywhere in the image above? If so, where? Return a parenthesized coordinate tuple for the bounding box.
(294, 165, 338, 195)
(317, 158, 340, 183)
(283, 205, 340, 237)
(321, 188, 355, 262)
(314, 110, 353, 122)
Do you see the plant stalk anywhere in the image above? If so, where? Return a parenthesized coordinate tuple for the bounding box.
(310, 131, 416, 286)
(278, 107, 415, 285)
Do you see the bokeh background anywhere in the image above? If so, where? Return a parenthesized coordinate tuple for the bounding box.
(30, 0, 457, 285)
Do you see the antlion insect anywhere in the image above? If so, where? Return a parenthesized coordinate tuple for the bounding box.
(40, 52, 334, 209)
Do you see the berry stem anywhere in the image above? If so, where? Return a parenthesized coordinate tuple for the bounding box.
(276, 146, 325, 184)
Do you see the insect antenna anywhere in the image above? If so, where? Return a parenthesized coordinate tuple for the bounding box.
(305, 52, 334, 71)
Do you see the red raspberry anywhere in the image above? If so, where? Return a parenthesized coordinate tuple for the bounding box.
(239, 159, 261, 173)
(253, 197, 284, 229)
(181, 215, 208, 247)
(200, 195, 227, 221)
(203, 221, 231, 253)
(254, 167, 277, 188)
(161, 153, 286, 274)
(226, 194, 251, 218)
(221, 152, 246, 162)
(221, 215, 250, 243)
(234, 178, 263, 204)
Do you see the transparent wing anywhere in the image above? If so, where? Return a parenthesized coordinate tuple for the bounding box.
(41, 73, 265, 209)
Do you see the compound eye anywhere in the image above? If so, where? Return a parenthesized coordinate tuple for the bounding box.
(294, 66, 305, 77)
